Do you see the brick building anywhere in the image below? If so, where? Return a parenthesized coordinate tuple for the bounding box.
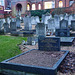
(4, 0, 75, 17)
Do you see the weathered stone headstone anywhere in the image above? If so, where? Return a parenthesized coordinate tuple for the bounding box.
(38, 35, 60, 51)
(3, 23, 10, 33)
(48, 19, 55, 34)
(71, 20, 75, 31)
(7, 17, 11, 24)
(35, 16, 40, 23)
(59, 14, 64, 20)
(16, 17, 21, 28)
(55, 19, 70, 37)
(68, 15, 73, 26)
(10, 22, 17, 31)
(64, 13, 69, 20)
(24, 16, 32, 31)
(41, 15, 45, 23)
(0, 20, 3, 30)
(60, 19, 68, 29)
(27, 36, 37, 45)
(31, 16, 37, 25)
(36, 23, 46, 37)
(54, 15, 60, 29)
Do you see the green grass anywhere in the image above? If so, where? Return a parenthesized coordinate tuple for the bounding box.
(0, 35, 27, 62)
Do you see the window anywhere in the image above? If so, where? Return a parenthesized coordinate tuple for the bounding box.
(38, 4, 41, 10)
(69, 0, 74, 6)
(44, 2, 53, 9)
(32, 4, 36, 10)
(27, 4, 30, 11)
(0, 0, 4, 6)
(59, 1, 63, 7)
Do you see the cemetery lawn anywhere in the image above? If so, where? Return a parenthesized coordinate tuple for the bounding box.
(0, 35, 27, 62)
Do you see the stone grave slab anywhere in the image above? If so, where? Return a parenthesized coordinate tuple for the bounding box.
(0, 49, 69, 75)
(60, 37, 74, 46)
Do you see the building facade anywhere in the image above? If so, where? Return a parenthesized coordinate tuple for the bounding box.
(5, 0, 75, 17)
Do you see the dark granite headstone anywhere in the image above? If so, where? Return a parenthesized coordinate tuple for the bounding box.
(38, 36, 60, 51)
(55, 29, 70, 37)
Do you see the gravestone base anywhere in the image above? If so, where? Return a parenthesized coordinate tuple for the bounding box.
(11, 31, 19, 36)
(0, 29, 4, 35)
(60, 37, 74, 46)
(55, 29, 70, 37)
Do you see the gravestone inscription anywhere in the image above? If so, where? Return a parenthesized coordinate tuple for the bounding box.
(38, 36, 60, 51)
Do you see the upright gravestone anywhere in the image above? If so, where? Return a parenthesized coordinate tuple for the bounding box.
(71, 20, 75, 31)
(41, 15, 45, 23)
(31, 16, 37, 25)
(38, 35, 60, 51)
(10, 22, 17, 31)
(59, 14, 64, 20)
(54, 15, 60, 29)
(60, 19, 68, 29)
(64, 14, 69, 21)
(36, 23, 46, 37)
(7, 17, 11, 24)
(47, 19, 55, 35)
(55, 19, 70, 37)
(16, 17, 21, 28)
(0, 20, 3, 30)
(24, 16, 32, 31)
(35, 16, 40, 23)
(3, 23, 10, 33)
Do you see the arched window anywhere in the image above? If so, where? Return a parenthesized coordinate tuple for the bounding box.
(27, 4, 30, 11)
(0, 0, 4, 6)
(32, 4, 36, 10)
(69, 0, 74, 6)
(38, 4, 41, 10)
(59, 1, 63, 7)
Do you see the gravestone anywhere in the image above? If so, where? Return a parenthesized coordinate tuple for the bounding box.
(48, 19, 55, 34)
(60, 19, 68, 29)
(55, 19, 70, 37)
(64, 14, 69, 20)
(60, 37, 74, 46)
(54, 15, 60, 29)
(68, 15, 73, 26)
(0, 20, 3, 30)
(27, 36, 38, 45)
(16, 17, 21, 28)
(3, 23, 10, 33)
(59, 14, 64, 20)
(36, 23, 46, 37)
(41, 15, 45, 23)
(35, 16, 40, 23)
(71, 20, 75, 31)
(31, 16, 37, 25)
(24, 16, 32, 31)
(7, 17, 11, 24)
(10, 22, 17, 31)
(38, 35, 60, 51)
